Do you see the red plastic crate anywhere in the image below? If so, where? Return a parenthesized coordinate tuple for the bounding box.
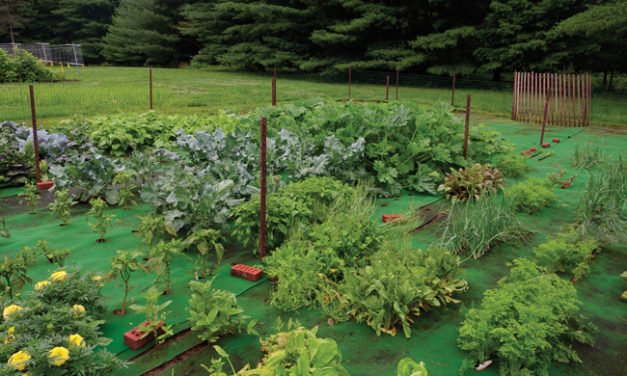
(382, 214, 404, 223)
(529, 147, 537, 152)
(552, 138, 560, 143)
(231, 264, 263, 282)
(123, 320, 165, 350)
(541, 143, 551, 148)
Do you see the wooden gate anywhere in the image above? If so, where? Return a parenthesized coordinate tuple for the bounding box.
(512, 72, 591, 127)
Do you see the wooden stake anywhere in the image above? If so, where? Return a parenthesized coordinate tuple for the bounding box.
(512, 71, 517, 120)
(29, 85, 41, 183)
(149, 68, 153, 110)
(463, 94, 471, 159)
(540, 90, 549, 144)
(451, 71, 456, 107)
(259, 117, 267, 262)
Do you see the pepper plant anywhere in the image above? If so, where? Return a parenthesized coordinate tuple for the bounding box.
(136, 214, 176, 248)
(106, 250, 145, 314)
(86, 198, 114, 242)
(48, 189, 77, 225)
(113, 171, 138, 210)
(183, 229, 225, 279)
(130, 287, 173, 343)
(147, 239, 188, 295)
(18, 182, 40, 214)
(0, 255, 31, 299)
(37, 240, 69, 267)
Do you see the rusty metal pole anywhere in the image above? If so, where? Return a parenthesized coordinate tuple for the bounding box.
(385, 75, 390, 101)
(272, 68, 277, 106)
(451, 71, 456, 107)
(348, 65, 351, 99)
(463, 94, 470, 160)
(395, 68, 399, 100)
(540, 91, 550, 144)
(259, 117, 267, 262)
(29, 85, 41, 182)
(149, 68, 153, 110)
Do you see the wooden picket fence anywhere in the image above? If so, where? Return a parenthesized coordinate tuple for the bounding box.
(512, 72, 591, 127)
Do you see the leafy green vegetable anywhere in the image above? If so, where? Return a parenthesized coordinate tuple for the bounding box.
(458, 258, 596, 376)
(506, 177, 556, 214)
(438, 163, 504, 202)
(533, 228, 599, 282)
(493, 153, 529, 178)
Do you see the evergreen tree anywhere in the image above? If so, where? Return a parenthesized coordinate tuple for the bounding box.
(54, 0, 119, 63)
(0, 0, 31, 43)
(473, 0, 588, 81)
(103, 0, 186, 66)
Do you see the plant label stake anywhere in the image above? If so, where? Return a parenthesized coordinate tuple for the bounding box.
(395, 68, 399, 100)
(272, 68, 277, 106)
(451, 71, 456, 107)
(259, 117, 267, 262)
(348, 65, 351, 99)
(540, 89, 550, 145)
(149, 68, 153, 110)
(29, 85, 41, 183)
(386, 75, 390, 101)
(463, 94, 470, 159)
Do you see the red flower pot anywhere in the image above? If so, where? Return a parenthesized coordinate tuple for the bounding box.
(123, 320, 165, 350)
(36, 181, 54, 190)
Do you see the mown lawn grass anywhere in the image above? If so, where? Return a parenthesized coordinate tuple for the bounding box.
(1, 65, 625, 127)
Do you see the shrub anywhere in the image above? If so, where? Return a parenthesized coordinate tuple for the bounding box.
(342, 245, 468, 338)
(438, 163, 504, 202)
(441, 194, 528, 259)
(493, 153, 529, 178)
(0, 49, 53, 83)
(458, 258, 595, 376)
(506, 177, 556, 214)
(533, 228, 600, 282)
(187, 278, 257, 343)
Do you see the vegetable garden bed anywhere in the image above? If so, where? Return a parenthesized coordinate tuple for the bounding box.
(1, 102, 625, 376)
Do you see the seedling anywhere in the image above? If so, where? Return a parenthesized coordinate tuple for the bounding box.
(48, 189, 77, 225)
(87, 198, 114, 242)
(183, 229, 225, 279)
(38, 240, 69, 267)
(106, 250, 145, 314)
(18, 182, 40, 214)
(0, 255, 31, 299)
(113, 171, 138, 210)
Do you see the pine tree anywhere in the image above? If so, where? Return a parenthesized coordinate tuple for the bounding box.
(103, 0, 185, 66)
(0, 0, 31, 43)
(54, 0, 119, 63)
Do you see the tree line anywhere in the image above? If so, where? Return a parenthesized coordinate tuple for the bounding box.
(1, 0, 625, 83)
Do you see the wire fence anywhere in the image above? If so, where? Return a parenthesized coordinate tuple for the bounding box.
(0, 43, 84, 66)
(0, 66, 624, 127)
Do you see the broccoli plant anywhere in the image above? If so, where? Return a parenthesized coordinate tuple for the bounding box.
(87, 198, 115, 242)
(48, 188, 77, 225)
(106, 250, 145, 314)
(18, 182, 41, 214)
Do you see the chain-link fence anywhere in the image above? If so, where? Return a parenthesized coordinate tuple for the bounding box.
(0, 43, 84, 66)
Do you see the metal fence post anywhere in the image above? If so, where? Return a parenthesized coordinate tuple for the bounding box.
(29, 85, 41, 183)
(71, 43, 81, 80)
(259, 117, 267, 262)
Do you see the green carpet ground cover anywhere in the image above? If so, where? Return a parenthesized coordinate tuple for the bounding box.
(1, 116, 625, 375)
(0, 66, 625, 128)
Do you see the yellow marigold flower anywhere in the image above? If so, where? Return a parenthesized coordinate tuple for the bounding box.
(15, 293, 20, 297)
(71, 304, 85, 319)
(34, 280, 50, 290)
(3, 304, 23, 320)
(7, 350, 31, 371)
(4, 326, 17, 344)
(98, 283, 104, 288)
(46, 324, 54, 330)
(68, 334, 86, 349)
(48, 346, 70, 366)
(50, 270, 68, 282)
(92, 275, 102, 281)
